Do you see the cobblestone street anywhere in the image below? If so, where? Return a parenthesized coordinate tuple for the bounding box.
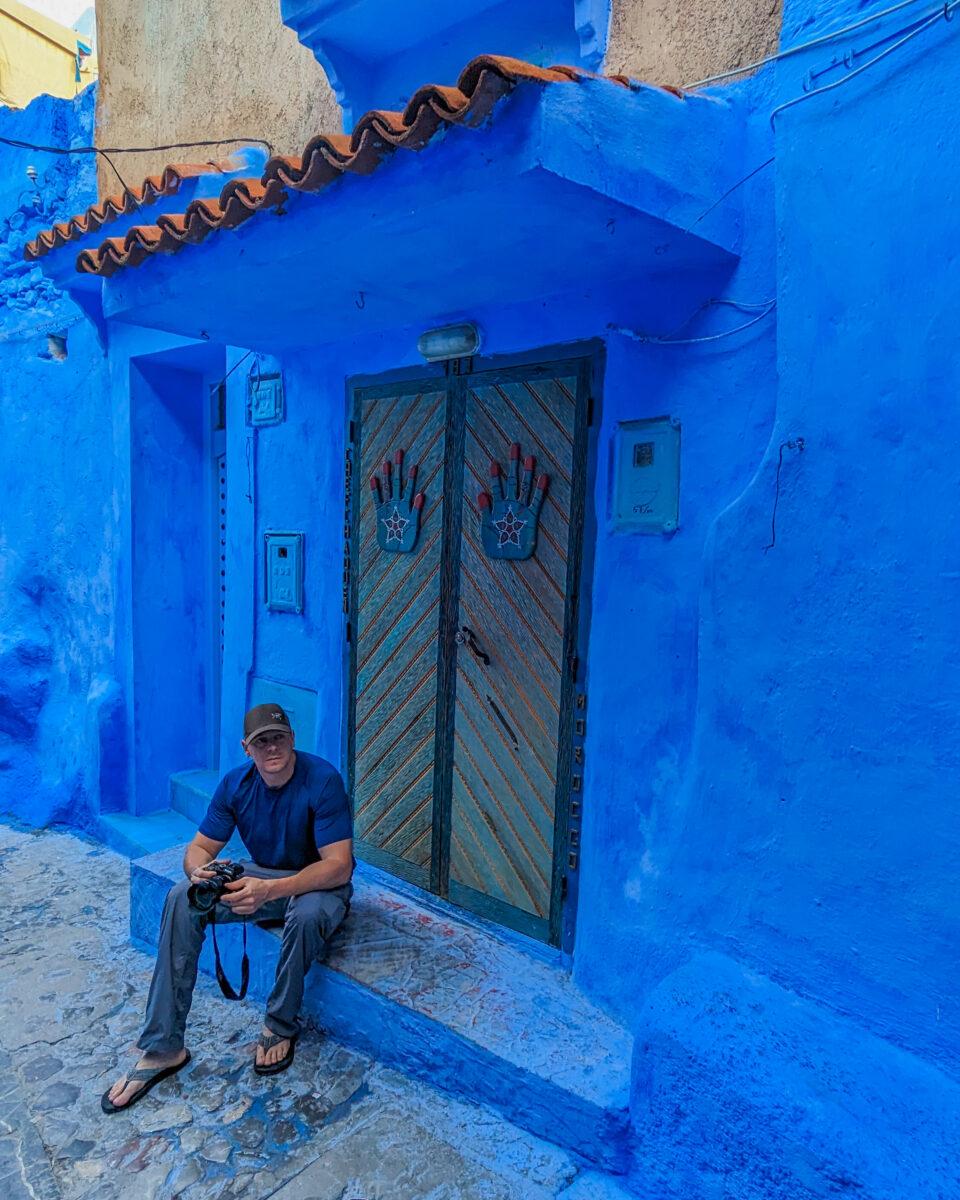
(0, 822, 587, 1200)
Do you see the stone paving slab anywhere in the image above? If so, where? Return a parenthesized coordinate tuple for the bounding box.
(0, 821, 599, 1200)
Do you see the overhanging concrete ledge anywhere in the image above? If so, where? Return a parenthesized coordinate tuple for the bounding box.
(85, 79, 745, 352)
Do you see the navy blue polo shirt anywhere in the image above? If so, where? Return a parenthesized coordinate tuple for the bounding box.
(199, 751, 352, 870)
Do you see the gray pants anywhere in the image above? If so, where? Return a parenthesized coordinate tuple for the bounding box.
(138, 860, 352, 1054)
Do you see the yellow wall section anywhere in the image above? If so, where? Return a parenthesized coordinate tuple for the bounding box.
(0, 0, 96, 109)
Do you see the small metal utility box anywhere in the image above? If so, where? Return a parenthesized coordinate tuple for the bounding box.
(611, 417, 680, 533)
(248, 372, 285, 427)
(264, 531, 304, 613)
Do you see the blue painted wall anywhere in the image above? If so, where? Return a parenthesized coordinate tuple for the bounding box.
(606, 0, 960, 1059)
(0, 91, 231, 832)
(0, 86, 115, 833)
(593, 4, 959, 1194)
(282, 0, 611, 125)
(249, 352, 346, 763)
(682, 1, 960, 1074)
(106, 330, 231, 820)
(129, 357, 217, 813)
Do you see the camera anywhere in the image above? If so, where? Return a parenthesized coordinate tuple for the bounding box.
(187, 861, 244, 913)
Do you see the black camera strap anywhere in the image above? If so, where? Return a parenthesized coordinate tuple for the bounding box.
(209, 909, 249, 1001)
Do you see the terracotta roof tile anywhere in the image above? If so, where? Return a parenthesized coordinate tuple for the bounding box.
(40, 55, 667, 279)
(24, 161, 236, 260)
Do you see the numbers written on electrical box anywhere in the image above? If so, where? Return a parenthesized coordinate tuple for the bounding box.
(611, 416, 680, 534)
(264, 531, 304, 613)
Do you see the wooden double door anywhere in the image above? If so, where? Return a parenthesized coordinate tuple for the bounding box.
(348, 354, 592, 944)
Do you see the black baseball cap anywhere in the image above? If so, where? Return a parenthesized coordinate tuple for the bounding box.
(243, 703, 293, 745)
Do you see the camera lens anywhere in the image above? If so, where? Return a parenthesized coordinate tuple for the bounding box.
(187, 881, 219, 912)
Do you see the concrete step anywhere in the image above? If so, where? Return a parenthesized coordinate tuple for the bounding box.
(169, 768, 220, 826)
(96, 808, 199, 859)
(130, 846, 634, 1174)
(93, 766, 219, 859)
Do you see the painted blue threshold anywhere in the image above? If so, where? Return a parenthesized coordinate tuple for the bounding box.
(131, 847, 634, 1174)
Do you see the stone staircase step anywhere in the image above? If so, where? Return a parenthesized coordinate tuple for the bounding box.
(130, 846, 634, 1174)
(96, 808, 198, 858)
(169, 768, 221, 825)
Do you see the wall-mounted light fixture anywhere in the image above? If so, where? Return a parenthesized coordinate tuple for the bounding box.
(417, 322, 481, 362)
(20, 164, 42, 212)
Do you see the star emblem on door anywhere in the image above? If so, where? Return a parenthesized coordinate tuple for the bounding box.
(478, 442, 548, 561)
(493, 506, 527, 548)
(371, 449, 424, 554)
(383, 506, 410, 544)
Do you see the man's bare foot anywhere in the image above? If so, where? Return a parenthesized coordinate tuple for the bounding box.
(106, 1048, 188, 1109)
(255, 1026, 291, 1069)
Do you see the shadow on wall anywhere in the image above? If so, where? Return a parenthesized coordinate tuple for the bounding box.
(0, 574, 54, 749)
(0, 569, 91, 829)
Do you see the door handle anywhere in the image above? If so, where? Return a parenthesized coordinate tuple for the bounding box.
(455, 625, 490, 666)
(486, 693, 519, 750)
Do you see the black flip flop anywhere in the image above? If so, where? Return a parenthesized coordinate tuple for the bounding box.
(253, 1032, 297, 1076)
(100, 1050, 192, 1114)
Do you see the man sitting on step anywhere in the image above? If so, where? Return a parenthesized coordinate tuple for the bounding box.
(102, 703, 354, 1112)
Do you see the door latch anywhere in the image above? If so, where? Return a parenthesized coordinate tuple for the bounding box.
(455, 625, 490, 665)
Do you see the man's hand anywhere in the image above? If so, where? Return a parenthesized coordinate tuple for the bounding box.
(220, 876, 273, 916)
(187, 859, 231, 886)
(183, 832, 227, 883)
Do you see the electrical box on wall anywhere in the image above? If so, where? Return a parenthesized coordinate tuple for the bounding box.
(264, 531, 304, 613)
(248, 372, 284, 427)
(611, 417, 680, 533)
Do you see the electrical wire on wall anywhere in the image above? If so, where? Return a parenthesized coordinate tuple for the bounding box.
(608, 298, 777, 347)
(0, 134, 274, 157)
(764, 438, 806, 552)
(0, 133, 278, 228)
(685, 157, 775, 232)
(770, 0, 959, 124)
(96, 149, 133, 197)
(0, 135, 275, 208)
(686, 0, 955, 87)
(209, 349, 254, 399)
(665, 0, 959, 288)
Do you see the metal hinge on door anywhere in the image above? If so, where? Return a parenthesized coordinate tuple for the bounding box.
(566, 691, 587, 876)
(342, 447, 352, 624)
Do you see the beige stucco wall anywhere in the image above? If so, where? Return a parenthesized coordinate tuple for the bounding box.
(605, 0, 783, 88)
(94, 0, 339, 198)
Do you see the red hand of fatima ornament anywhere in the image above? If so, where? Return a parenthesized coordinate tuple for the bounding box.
(478, 442, 548, 561)
(371, 449, 425, 554)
